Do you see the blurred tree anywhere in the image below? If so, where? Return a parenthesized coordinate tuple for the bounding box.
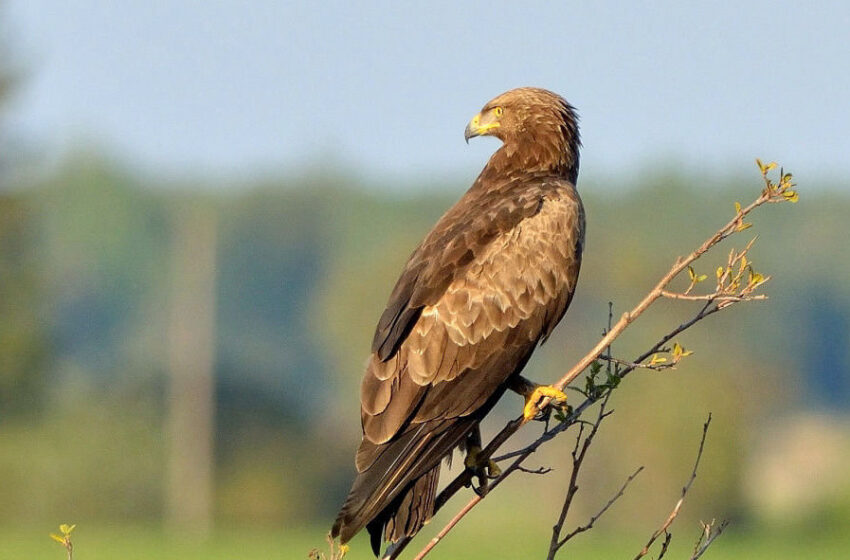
(0, 194, 47, 414)
(0, 1, 47, 415)
(0, 0, 22, 177)
(804, 288, 850, 410)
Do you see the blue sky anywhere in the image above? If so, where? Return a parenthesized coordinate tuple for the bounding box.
(6, 1, 850, 187)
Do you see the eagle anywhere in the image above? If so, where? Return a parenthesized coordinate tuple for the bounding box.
(331, 87, 585, 556)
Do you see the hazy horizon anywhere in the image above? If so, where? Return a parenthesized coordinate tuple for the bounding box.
(6, 1, 850, 189)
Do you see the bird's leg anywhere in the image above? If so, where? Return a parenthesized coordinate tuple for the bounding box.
(509, 375, 569, 421)
(463, 425, 501, 496)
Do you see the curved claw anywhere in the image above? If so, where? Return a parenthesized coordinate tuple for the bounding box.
(523, 384, 568, 421)
(464, 445, 502, 495)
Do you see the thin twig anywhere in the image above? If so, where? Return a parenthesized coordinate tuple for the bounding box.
(690, 519, 729, 560)
(556, 466, 643, 549)
(597, 354, 673, 371)
(633, 414, 713, 560)
(516, 465, 553, 475)
(660, 291, 767, 302)
(656, 533, 673, 560)
(408, 495, 482, 560)
(546, 395, 613, 559)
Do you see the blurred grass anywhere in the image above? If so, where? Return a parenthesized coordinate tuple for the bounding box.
(1, 155, 849, 549)
(6, 522, 848, 559)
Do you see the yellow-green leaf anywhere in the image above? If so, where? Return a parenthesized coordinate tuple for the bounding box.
(736, 221, 753, 232)
(672, 342, 694, 361)
(734, 201, 742, 214)
(650, 354, 667, 366)
(59, 524, 75, 535)
(688, 266, 696, 282)
(696, 274, 707, 282)
(50, 534, 65, 544)
(716, 266, 724, 279)
(783, 190, 799, 203)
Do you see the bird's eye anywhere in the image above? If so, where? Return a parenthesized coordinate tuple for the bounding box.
(494, 107, 504, 117)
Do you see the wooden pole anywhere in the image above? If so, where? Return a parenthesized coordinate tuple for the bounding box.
(165, 203, 217, 535)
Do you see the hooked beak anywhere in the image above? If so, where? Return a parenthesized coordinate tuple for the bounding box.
(464, 112, 500, 143)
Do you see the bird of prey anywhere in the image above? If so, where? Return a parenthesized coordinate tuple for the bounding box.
(331, 87, 585, 556)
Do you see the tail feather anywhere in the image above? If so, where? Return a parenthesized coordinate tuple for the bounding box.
(331, 417, 476, 555)
(383, 466, 439, 543)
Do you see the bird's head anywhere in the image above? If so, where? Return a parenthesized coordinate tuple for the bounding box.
(464, 87, 580, 179)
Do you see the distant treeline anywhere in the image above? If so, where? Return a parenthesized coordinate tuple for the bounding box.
(1, 152, 848, 528)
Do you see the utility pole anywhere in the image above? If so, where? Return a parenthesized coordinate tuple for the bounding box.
(165, 202, 217, 535)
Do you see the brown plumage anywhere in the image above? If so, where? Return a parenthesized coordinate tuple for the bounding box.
(331, 87, 585, 556)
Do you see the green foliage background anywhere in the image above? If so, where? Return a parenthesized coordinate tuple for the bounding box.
(1, 150, 849, 558)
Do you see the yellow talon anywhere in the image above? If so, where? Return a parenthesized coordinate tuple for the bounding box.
(523, 384, 568, 421)
(464, 445, 501, 496)
(464, 446, 500, 477)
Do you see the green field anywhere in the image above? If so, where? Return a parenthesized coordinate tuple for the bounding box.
(10, 522, 848, 560)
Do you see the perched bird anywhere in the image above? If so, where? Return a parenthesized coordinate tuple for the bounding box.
(331, 87, 585, 556)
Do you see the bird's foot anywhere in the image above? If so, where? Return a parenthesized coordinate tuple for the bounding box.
(464, 445, 502, 495)
(522, 384, 568, 421)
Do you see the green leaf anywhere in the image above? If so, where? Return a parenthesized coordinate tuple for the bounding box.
(672, 342, 694, 361)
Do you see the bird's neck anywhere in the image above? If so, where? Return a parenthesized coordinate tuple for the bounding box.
(482, 138, 579, 184)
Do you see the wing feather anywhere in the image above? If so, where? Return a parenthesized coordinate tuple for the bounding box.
(361, 181, 583, 444)
(339, 178, 585, 548)
(370, 186, 543, 361)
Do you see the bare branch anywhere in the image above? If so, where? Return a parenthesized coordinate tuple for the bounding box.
(516, 465, 553, 475)
(546, 395, 614, 560)
(656, 533, 673, 560)
(406, 496, 481, 560)
(690, 519, 729, 560)
(555, 466, 643, 549)
(633, 414, 713, 560)
(660, 291, 767, 303)
(597, 354, 674, 371)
